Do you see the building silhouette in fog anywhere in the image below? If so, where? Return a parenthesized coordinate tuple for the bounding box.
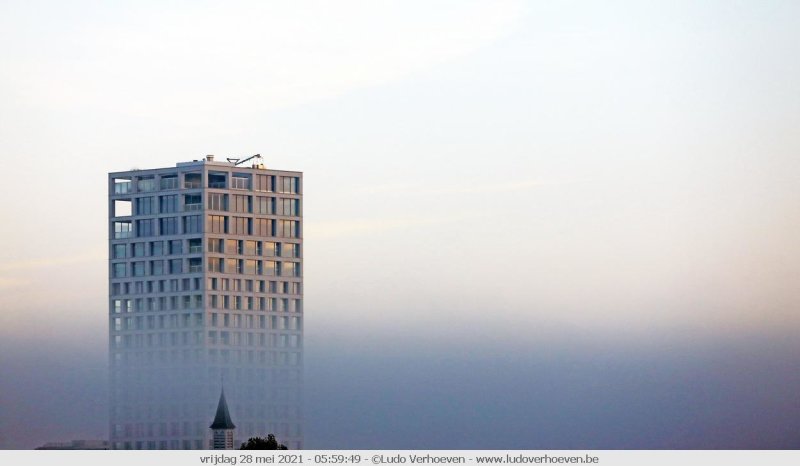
(108, 155, 303, 449)
(36, 440, 110, 450)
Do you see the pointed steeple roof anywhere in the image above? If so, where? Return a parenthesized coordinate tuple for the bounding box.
(210, 387, 236, 430)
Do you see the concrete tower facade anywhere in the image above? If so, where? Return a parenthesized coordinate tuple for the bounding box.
(108, 155, 303, 449)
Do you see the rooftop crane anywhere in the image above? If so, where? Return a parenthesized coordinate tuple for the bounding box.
(226, 154, 263, 167)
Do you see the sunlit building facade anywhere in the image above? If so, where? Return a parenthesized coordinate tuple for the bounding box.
(108, 156, 303, 449)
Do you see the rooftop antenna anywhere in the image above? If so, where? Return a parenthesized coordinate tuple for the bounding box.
(226, 154, 262, 167)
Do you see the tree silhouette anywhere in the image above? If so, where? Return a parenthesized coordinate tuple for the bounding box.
(239, 434, 288, 450)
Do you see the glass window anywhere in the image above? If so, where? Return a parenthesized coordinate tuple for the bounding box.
(159, 195, 178, 213)
(280, 243, 300, 257)
(208, 258, 223, 273)
(133, 242, 146, 257)
(231, 195, 251, 213)
(135, 197, 156, 215)
(255, 196, 274, 214)
(113, 221, 132, 239)
(278, 220, 299, 238)
(113, 263, 126, 278)
(232, 217, 251, 235)
(184, 215, 202, 234)
(226, 258, 239, 274)
(208, 215, 227, 233)
(137, 177, 156, 192)
(280, 176, 299, 194)
(167, 239, 181, 255)
(207, 193, 227, 211)
(226, 239, 238, 254)
(280, 198, 299, 216)
(160, 175, 178, 190)
(255, 218, 274, 237)
(284, 243, 300, 258)
(159, 217, 178, 235)
(136, 219, 155, 237)
(150, 241, 164, 256)
(170, 259, 183, 274)
(208, 238, 223, 253)
(113, 244, 126, 259)
(255, 174, 274, 192)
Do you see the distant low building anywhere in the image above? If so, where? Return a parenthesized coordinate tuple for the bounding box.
(36, 440, 110, 450)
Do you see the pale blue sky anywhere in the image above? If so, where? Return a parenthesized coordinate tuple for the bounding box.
(1, 0, 799, 356)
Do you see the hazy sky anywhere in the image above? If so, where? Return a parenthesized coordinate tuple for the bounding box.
(1, 0, 799, 449)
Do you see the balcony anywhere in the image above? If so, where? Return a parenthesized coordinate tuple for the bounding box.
(184, 203, 202, 212)
(208, 172, 227, 189)
(231, 177, 250, 190)
(189, 265, 203, 273)
(114, 182, 131, 194)
(189, 246, 202, 254)
(184, 173, 202, 189)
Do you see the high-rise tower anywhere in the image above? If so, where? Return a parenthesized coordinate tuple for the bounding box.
(108, 155, 303, 449)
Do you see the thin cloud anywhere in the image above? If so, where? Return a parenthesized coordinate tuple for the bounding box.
(0, 248, 105, 273)
(306, 214, 471, 239)
(347, 178, 577, 197)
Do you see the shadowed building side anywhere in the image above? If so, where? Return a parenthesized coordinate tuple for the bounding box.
(210, 388, 236, 449)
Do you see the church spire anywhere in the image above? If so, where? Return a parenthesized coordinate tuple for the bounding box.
(210, 385, 236, 449)
(210, 387, 236, 429)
